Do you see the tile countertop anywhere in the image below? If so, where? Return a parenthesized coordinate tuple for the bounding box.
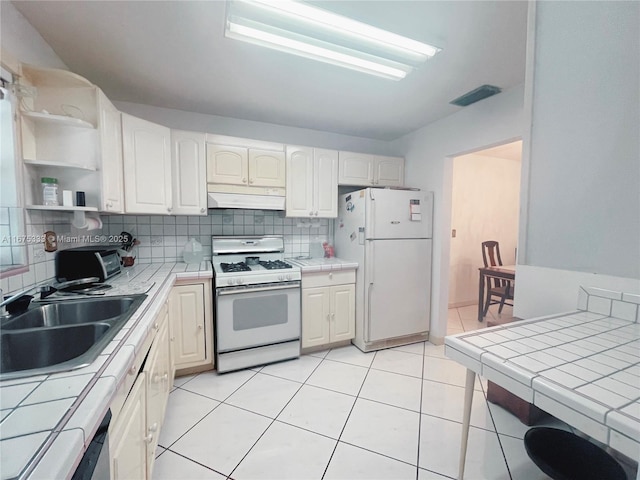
(286, 257, 358, 272)
(445, 286, 640, 462)
(0, 262, 212, 480)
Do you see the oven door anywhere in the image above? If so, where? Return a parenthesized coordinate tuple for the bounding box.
(216, 281, 301, 352)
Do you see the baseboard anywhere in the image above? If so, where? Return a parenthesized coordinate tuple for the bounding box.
(448, 300, 478, 309)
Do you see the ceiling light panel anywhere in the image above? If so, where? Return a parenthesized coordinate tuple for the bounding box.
(225, 0, 441, 80)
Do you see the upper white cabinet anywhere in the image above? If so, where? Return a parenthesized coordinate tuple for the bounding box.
(98, 91, 124, 213)
(19, 65, 102, 211)
(122, 113, 173, 214)
(338, 152, 404, 187)
(171, 130, 207, 215)
(374, 155, 405, 187)
(286, 146, 338, 218)
(207, 144, 285, 188)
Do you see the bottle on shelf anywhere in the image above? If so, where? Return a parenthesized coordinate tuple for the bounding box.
(41, 177, 59, 206)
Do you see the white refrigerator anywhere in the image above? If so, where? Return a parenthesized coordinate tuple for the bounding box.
(334, 188, 433, 352)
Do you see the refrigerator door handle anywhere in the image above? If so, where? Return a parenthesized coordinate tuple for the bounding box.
(367, 241, 374, 284)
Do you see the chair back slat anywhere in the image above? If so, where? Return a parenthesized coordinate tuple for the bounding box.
(482, 241, 505, 288)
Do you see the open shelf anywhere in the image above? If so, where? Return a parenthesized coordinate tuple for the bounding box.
(26, 205, 98, 212)
(23, 159, 97, 171)
(21, 110, 95, 129)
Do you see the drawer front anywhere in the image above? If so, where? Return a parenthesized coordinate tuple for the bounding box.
(302, 270, 355, 288)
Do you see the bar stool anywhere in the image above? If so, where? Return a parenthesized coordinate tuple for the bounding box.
(524, 427, 627, 480)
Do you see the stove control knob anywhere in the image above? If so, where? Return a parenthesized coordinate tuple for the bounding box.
(237, 277, 244, 284)
(286, 274, 292, 280)
(278, 274, 284, 281)
(228, 278, 235, 285)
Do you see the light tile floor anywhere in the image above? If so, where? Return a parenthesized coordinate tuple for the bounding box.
(151, 305, 576, 480)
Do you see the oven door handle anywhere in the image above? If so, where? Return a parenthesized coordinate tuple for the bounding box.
(217, 283, 300, 295)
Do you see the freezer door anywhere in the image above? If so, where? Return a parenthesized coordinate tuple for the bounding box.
(364, 239, 431, 342)
(365, 189, 432, 239)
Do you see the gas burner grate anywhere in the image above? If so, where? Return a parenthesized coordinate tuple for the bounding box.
(258, 260, 293, 270)
(220, 262, 251, 273)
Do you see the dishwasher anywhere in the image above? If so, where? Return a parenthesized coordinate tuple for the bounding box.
(71, 410, 111, 480)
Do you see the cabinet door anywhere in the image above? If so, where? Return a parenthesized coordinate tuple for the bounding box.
(206, 145, 248, 186)
(145, 318, 171, 478)
(285, 145, 314, 217)
(170, 284, 207, 369)
(374, 155, 404, 187)
(249, 149, 285, 187)
(98, 92, 124, 213)
(122, 113, 172, 214)
(172, 130, 207, 215)
(314, 148, 338, 218)
(330, 284, 355, 343)
(301, 287, 331, 348)
(110, 372, 147, 480)
(338, 152, 373, 186)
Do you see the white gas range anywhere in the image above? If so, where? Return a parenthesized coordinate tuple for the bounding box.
(211, 236, 301, 373)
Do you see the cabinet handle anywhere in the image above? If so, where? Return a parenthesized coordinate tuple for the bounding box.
(309, 211, 314, 216)
(153, 322, 159, 330)
(331, 313, 335, 321)
(128, 364, 136, 375)
(167, 207, 172, 213)
(162, 373, 169, 382)
(198, 325, 203, 330)
(144, 433, 154, 443)
(200, 207, 206, 213)
(242, 177, 247, 183)
(329, 273, 333, 279)
(149, 423, 158, 433)
(106, 202, 113, 208)
(326, 314, 330, 322)
(249, 179, 254, 184)
(171, 336, 175, 341)
(153, 373, 161, 383)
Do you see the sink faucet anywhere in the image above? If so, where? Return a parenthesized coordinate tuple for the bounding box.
(0, 282, 56, 314)
(0, 288, 5, 316)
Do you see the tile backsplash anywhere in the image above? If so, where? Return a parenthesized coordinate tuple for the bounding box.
(101, 210, 332, 263)
(0, 209, 332, 294)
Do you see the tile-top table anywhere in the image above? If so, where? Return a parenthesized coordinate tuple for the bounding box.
(445, 286, 640, 479)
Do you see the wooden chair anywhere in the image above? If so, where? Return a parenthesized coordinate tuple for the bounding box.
(481, 241, 514, 316)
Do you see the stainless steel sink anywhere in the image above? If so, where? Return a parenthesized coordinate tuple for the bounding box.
(1, 296, 141, 330)
(0, 294, 146, 380)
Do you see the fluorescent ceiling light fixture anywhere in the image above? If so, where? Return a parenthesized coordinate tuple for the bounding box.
(225, 0, 441, 80)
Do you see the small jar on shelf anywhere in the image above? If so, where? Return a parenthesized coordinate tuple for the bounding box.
(41, 177, 59, 206)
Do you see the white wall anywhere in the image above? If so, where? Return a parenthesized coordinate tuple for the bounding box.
(114, 101, 401, 156)
(449, 152, 521, 306)
(516, 1, 640, 318)
(390, 85, 524, 343)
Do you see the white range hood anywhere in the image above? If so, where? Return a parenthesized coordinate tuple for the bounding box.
(207, 192, 285, 210)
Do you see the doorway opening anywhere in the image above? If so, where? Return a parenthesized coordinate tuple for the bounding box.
(447, 140, 522, 331)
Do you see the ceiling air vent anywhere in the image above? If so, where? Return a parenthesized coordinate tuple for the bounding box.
(450, 85, 502, 107)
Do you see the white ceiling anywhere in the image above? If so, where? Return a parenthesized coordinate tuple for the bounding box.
(12, 1, 528, 141)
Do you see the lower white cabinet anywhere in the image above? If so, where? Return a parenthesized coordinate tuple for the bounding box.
(109, 371, 147, 480)
(109, 301, 173, 480)
(169, 281, 214, 373)
(301, 271, 355, 348)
